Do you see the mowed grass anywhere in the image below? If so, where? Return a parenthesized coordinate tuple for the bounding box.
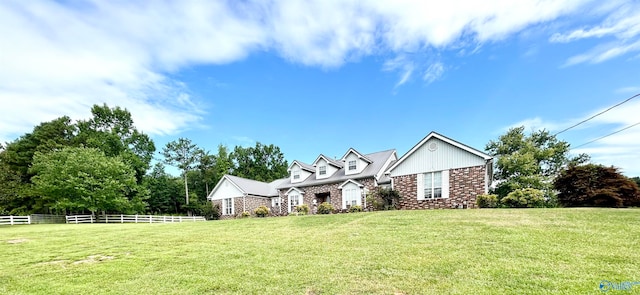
(1, 209, 639, 294)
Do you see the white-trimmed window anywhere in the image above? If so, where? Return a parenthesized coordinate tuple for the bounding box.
(289, 194, 300, 212)
(424, 171, 443, 199)
(319, 166, 327, 175)
(272, 197, 281, 208)
(348, 160, 357, 171)
(343, 188, 360, 208)
(293, 169, 300, 180)
(223, 198, 234, 215)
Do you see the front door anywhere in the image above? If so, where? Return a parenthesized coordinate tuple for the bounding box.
(315, 192, 330, 204)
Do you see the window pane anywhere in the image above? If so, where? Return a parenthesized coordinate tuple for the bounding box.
(433, 188, 442, 198)
(433, 171, 442, 188)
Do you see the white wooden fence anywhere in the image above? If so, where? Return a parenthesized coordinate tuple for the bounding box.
(65, 214, 205, 224)
(0, 215, 31, 225)
(101, 214, 205, 223)
(65, 215, 95, 224)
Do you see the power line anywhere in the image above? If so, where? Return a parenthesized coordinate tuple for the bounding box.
(554, 92, 640, 136)
(571, 121, 640, 150)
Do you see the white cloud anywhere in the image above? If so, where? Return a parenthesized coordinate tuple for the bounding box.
(423, 62, 445, 84)
(552, 1, 640, 65)
(383, 55, 415, 87)
(507, 117, 564, 133)
(616, 86, 640, 94)
(0, 0, 619, 143)
(232, 136, 256, 147)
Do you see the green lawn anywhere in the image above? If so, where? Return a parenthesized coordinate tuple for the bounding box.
(1, 209, 639, 294)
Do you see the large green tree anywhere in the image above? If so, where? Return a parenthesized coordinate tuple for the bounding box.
(30, 147, 146, 214)
(161, 138, 201, 206)
(0, 104, 155, 214)
(554, 164, 640, 207)
(0, 116, 77, 213)
(485, 126, 589, 199)
(76, 104, 155, 183)
(231, 142, 288, 182)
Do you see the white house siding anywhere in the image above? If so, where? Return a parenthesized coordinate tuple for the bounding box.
(291, 163, 313, 184)
(209, 178, 244, 200)
(340, 182, 362, 209)
(390, 137, 486, 177)
(315, 158, 339, 179)
(376, 152, 397, 180)
(344, 152, 368, 175)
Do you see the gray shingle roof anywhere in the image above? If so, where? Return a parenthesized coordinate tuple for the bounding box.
(277, 149, 396, 189)
(225, 175, 282, 197)
(314, 154, 344, 168)
(290, 160, 315, 172)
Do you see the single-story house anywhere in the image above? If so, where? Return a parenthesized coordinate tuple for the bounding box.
(207, 131, 492, 218)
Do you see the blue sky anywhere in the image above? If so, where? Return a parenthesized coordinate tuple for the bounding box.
(1, 1, 639, 176)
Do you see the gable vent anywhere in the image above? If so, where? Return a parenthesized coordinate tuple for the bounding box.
(428, 142, 438, 152)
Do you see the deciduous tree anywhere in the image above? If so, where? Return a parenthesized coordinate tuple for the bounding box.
(231, 142, 288, 182)
(76, 104, 155, 183)
(143, 163, 184, 214)
(485, 126, 589, 200)
(554, 164, 640, 207)
(30, 147, 145, 214)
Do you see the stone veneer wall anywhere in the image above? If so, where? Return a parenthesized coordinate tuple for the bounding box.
(278, 178, 377, 215)
(214, 196, 270, 219)
(393, 165, 486, 209)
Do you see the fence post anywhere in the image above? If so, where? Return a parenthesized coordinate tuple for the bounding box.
(149, 215, 152, 224)
(74, 216, 78, 224)
(10, 215, 14, 225)
(179, 216, 182, 222)
(27, 215, 31, 225)
(91, 215, 94, 223)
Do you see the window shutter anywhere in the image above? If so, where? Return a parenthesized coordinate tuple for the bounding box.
(442, 170, 450, 199)
(416, 173, 424, 200)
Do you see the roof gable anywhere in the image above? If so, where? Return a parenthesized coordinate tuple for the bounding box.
(207, 175, 245, 200)
(285, 187, 304, 195)
(340, 148, 373, 163)
(387, 131, 492, 172)
(278, 149, 396, 189)
(338, 179, 364, 189)
(208, 175, 284, 198)
(288, 160, 315, 172)
(312, 154, 343, 168)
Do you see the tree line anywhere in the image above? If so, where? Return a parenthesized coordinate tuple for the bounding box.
(0, 104, 288, 217)
(1, 105, 638, 217)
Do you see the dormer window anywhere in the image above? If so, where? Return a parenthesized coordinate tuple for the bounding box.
(319, 166, 327, 175)
(293, 169, 300, 179)
(348, 160, 357, 171)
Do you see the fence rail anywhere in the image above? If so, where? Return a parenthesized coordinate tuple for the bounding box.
(101, 214, 206, 223)
(66, 215, 95, 224)
(65, 214, 206, 224)
(0, 215, 31, 225)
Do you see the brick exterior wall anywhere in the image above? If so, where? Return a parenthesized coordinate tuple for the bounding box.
(393, 165, 486, 209)
(214, 196, 270, 219)
(278, 178, 377, 215)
